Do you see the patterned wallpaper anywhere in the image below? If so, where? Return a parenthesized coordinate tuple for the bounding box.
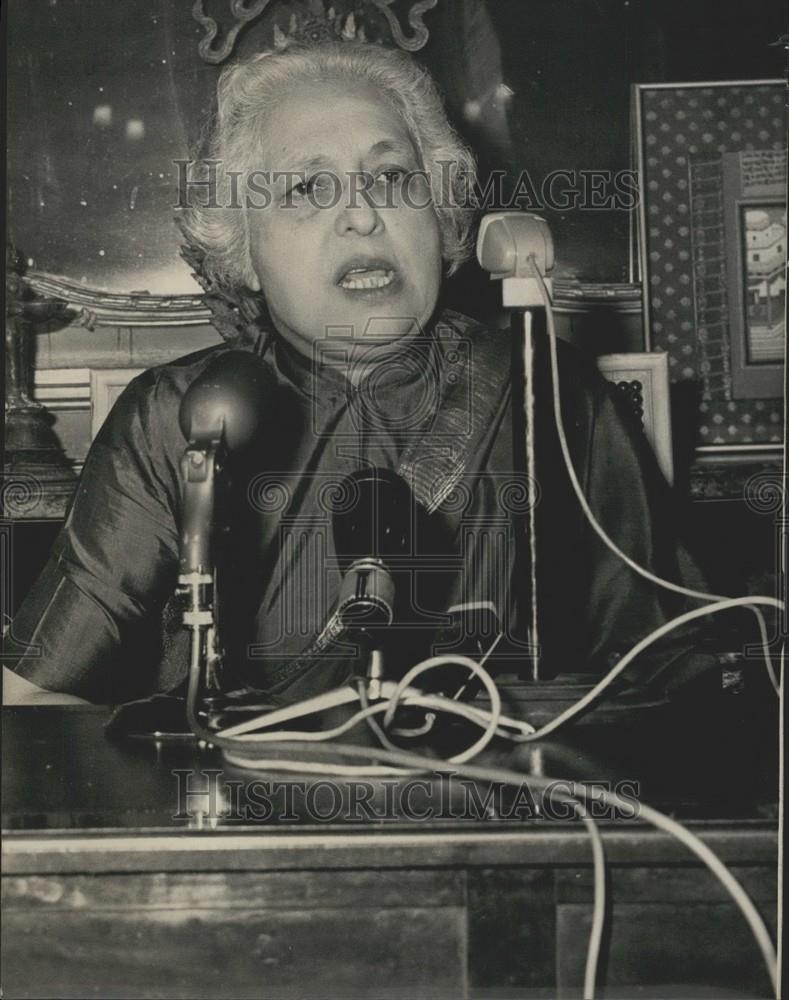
(637, 82, 785, 447)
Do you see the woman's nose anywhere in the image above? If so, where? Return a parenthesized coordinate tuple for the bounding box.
(334, 178, 382, 237)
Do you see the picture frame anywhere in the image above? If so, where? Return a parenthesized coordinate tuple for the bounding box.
(632, 80, 786, 452)
(722, 153, 785, 398)
(597, 352, 674, 484)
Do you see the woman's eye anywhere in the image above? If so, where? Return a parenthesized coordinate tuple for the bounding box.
(290, 178, 313, 198)
(288, 174, 330, 200)
(375, 168, 407, 185)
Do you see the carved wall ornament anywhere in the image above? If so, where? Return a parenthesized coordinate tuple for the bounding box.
(192, 0, 438, 64)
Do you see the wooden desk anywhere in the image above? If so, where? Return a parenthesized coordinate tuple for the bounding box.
(2, 704, 779, 999)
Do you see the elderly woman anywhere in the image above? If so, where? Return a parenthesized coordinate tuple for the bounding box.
(3, 41, 698, 708)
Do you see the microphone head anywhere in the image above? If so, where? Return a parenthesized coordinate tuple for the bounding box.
(178, 350, 276, 452)
(476, 212, 554, 279)
(335, 557, 396, 631)
(332, 468, 414, 573)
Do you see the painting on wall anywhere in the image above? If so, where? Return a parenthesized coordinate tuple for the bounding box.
(722, 149, 785, 402)
(633, 80, 786, 452)
(741, 203, 785, 365)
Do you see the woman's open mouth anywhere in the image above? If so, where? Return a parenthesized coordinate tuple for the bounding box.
(338, 267, 396, 290)
(335, 256, 401, 295)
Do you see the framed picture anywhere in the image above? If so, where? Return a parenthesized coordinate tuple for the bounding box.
(597, 352, 674, 484)
(633, 80, 786, 452)
(723, 153, 785, 397)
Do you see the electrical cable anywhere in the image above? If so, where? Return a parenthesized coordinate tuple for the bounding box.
(202, 609, 777, 989)
(216, 676, 533, 745)
(364, 603, 773, 748)
(390, 713, 437, 738)
(357, 678, 401, 752)
(381, 654, 502, 763)
(219, 689, 530, 751)
(525, 255, 783, 696)
(215, 736, 778, 997)
(522, 596, 782, 741)
(577, 806, 606, 1000)
(194, 645, 776, 993)
(181, 248, 782, 996)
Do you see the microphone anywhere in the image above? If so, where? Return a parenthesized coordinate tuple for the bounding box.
(176, 350, 276, 713)
(179, 349, 277, 452)
(476, 212, 554, 307)
(332, 468, 414, 633)
(306, 468, 415, 688)
(178, 350, 276, 580)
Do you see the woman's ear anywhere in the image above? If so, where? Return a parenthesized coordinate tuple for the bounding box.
(247, 271, 262, 292)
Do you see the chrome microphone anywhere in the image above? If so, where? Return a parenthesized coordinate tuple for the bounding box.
(332, 467, 414, 633)
(305, 469, 415, 693)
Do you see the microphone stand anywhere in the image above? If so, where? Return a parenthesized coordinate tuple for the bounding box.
(476, 213, 555, 681)
(176, 349, 276, 734)
(318, 554, 396, 697)
(179, 429, 227, 729)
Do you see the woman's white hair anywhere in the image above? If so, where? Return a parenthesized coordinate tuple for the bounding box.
(181, 41, 479, 289)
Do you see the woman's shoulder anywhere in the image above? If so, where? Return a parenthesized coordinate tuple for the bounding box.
(111, 334, 275, 417)
(88, 334, 277, 469)
(439, 307, 614, 403)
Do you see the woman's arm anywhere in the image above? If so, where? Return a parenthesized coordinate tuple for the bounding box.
(578, 368, 714, 690)
(2, 666, 91, 705)
(3, 367, 185, 704)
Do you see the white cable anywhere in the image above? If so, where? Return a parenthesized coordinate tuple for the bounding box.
(204, 254, 781, 994)
(381, 654, 502, 763)
(221, 754, 605, 995)
(415, 693, 535, 739)
(232, 701, 387, 743)
(224, 695, 530, 746)
(635, 796, 778, 996)
(391, 714, 436, 738)
(524, 596, 783, 741)
(217, 737, 777, 996)
(383, 655, 498, 729)
(218, 595, 774, 758)
(525, 255, 782, 696)
(221, 753, 412, 777)
(220, 685, 361, 739)
(577, 807, 606, 1000)
(382, 691, 533, 740)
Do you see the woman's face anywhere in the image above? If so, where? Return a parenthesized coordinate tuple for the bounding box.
(246, 77, 442, 359)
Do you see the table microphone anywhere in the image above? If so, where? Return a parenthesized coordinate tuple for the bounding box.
(332, 467, 414, 631)
(177, 351, 276, 701)
(178, 350, 276, 578)
(178, 349, 276, 452)
(307, 469, 414, 693)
